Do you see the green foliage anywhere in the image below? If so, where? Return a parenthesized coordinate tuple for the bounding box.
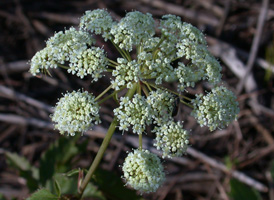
(93, 168, 143, 200)
(39, 136, 80, 186)
(5, 136, 141, 199)
(26, 189, 58, 200)
(229, 179, 262, 200)
(5, 151, 39, 192)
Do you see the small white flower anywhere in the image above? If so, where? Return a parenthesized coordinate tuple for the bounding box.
(153, 121, 189, 158)
(68, 47, 108, 81)
(122, 149, 165, 193)
(111, 58, 141, 90)
(29, 47, 58, 76)
(80, 9, 115, 41)
(51, 90, 101, 136)
(146, 89, 175, 124)
(110, 11, 155, 51)
(191, 86, 239, 131)
(114, 94, 153, 134)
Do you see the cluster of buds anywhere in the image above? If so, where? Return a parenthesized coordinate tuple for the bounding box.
(29, 9, 239, 194)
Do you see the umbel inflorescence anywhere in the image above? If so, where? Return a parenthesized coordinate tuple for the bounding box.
(29, 9, 239, 194)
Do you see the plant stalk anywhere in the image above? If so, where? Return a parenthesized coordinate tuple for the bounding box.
(77, 84, 137, 199)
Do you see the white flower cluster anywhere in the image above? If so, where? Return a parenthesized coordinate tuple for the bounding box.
(114, 94, 152, 134)
(191, 86, 239, 131)
(122, 149, 165, 193)
(29, 27, 108, 81)
(30, 27, 94, 76)
(138, 38, 175, 84)
(29, 9, 240, 194)
(153, 121, 189, 158)
(29, 47, 58, 76)
(80, 9, 115, 41)
(68, 47, 108, 81)
(158, 14, 222, 90)
(111, 11, 155, 51)
(51, 90, 100, 136)
(111, 58, 141, 90)
(146, 89, 175, 124)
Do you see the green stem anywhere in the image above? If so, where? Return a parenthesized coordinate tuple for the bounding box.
(141, 84, 149, 97)
(152, 36, 165, 53)
(98, 85, 127, 105)
(77, 117, 118, 199)
(94, 85, 113, 102)
(77, 84, 137, 199)
(180, 99, 194, 108)
(139, 133, 142, 150)
(143, 81, 152, 92)
(108, 59, 119, 66)
(58, 63, 69, 69)
(110, 40, 130, 61)
(147, 82, 194, 105)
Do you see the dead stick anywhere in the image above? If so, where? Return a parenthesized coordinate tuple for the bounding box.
(236, 0, 269, 94)
(0, 85, 53, 113)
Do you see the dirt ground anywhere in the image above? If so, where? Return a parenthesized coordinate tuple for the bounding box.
(0, 0, 274, 199)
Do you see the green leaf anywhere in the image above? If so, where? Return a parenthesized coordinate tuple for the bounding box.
(54, 179, 61, 197)
(39, 136, 79, 186)
(229, 179, 262, 200)
(5, 151, 39, 192)
(26, 189, 58, 200)
(5, 151, 31, 171)
(45, 173, 106, 200)
(93, 168, 143, 200)
(65, 168, 80, 177)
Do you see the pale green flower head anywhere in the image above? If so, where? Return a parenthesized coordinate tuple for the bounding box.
(29, 27, 95, 76)
(176, 43, 222, 91)
(29, 47, 58, 76)
(153, 121, 189, 158)
(111, 58, 141, 90)
(160, 14, 182, 39)
(191, 86, 239, 131)
(46, 27, 94, 64)
(68, 47, 108, 81)
(114, 94, 152, 134)
(110, 11, 155, 51)
(146, 89, 175, 125)
(180, 22, 207, 45)
(51, 90, 101, 136)
(122, 149, 165, 193)
(80, 9, 115, 41)
(137, 39, 176, 84)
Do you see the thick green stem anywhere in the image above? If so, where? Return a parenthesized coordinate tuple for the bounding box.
(77, 117, 118, 199)
(77, 84, 137, 199)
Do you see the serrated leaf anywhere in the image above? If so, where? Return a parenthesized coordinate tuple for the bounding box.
(229, 179, 262, 200)
(93, 168, 143, 200)
(26, 188, 58, 200)
(45, 173, 105, 200)
(39, 136, 79, 186)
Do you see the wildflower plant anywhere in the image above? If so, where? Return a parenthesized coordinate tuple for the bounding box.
(29, 8, 239, 198)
